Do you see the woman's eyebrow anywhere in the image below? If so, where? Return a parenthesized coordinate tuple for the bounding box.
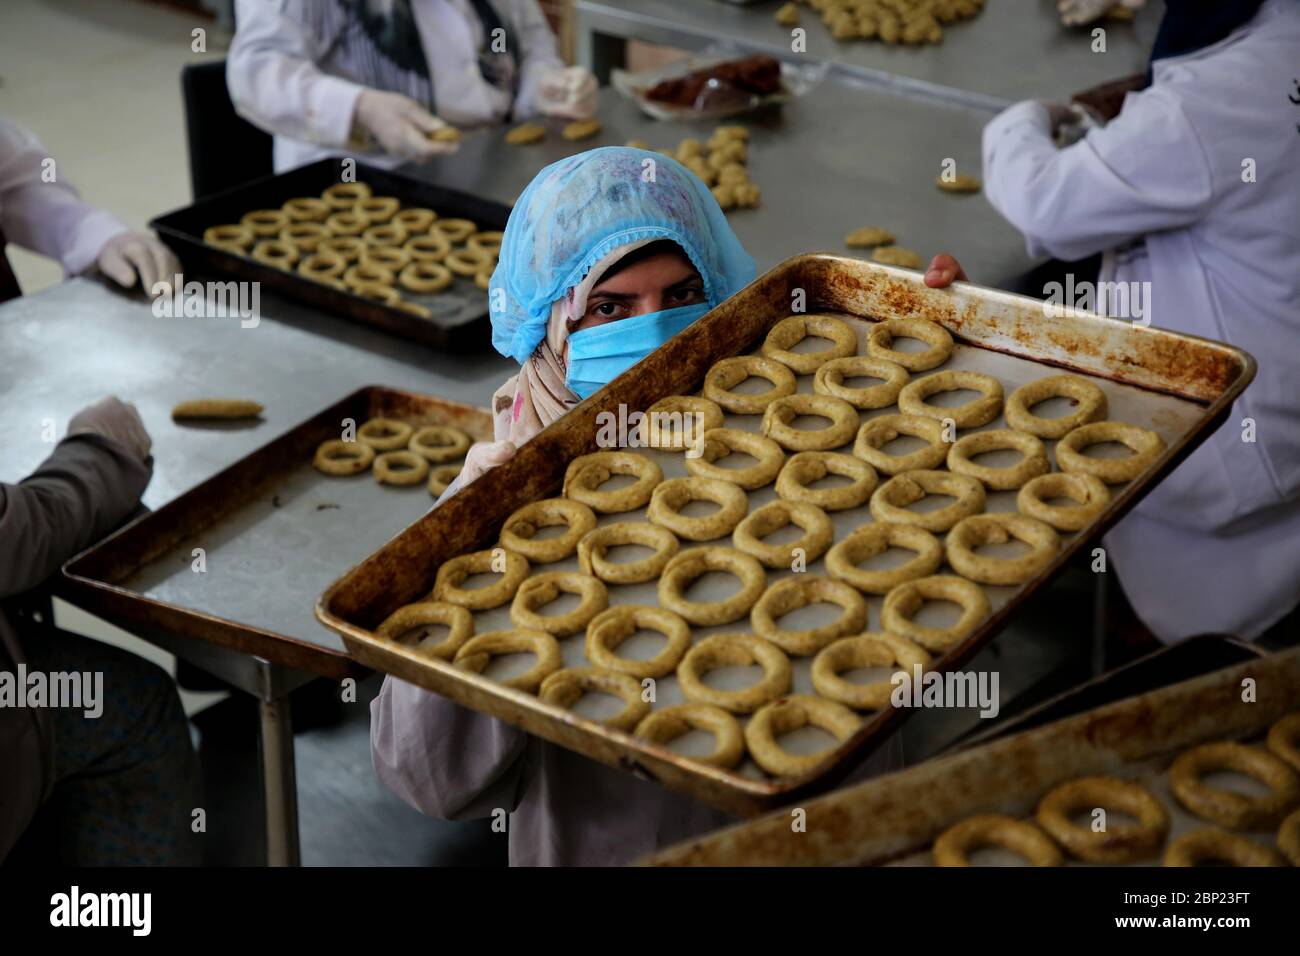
(587, 289, 638, 303)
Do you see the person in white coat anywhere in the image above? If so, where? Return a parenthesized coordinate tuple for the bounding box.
(226, 0, 598, 172)
(929, 0, 1300, 644)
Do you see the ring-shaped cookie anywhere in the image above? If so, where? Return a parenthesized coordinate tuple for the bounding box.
(399, 261, 452, 293)
(947, 428, 1050, 490)
(1056, 421, 1166, 485)
(353, 282, 401, 305)
(1005, 374, 1108, 439)
(761, 314, 858, 374)
(812, 632, 932, 711)
(564, 451, 663, 514)
(946, 513, 1060, 586)
(1279, 807, 1300, 866)
(355, 196, 400, 223)
(703, 355, 797, 415)
(251, 239, 299, 267)
(241, 209, 290, 237)
(751, 575, 868, 656)
(474, 269, 492, 291)
(344, 261, 395, 289)
(1267, 712, 1300, 773)
(433, 218, 477, 243)
(676, 632, 791, 713)
(373, 450, 430, 486)
(634, 704, 745, 770)
(324, 211, 367, 237)
(363, 246, 412, 273)
(647, 476, 748, 541)
(375, 601, 473, 660)
(499, 498, 597, 563)
(428, 463, 461, 497)
(813, 356, 909, 409)
(322, 182, 371, 209)
(539, 667, 650, 732)
(409, 425, 471, 463)
(657, 547, 767, 626)
(392, 208, 436, 233)
(357, 417, 414, 451)
(467, 230, 504, 254)
(433, 548, 530, 610)
(318, 236, 366, 263)
(576, 522, 680, 585)
(203, 224, 253, 248)
(1164, 828, 1285, 868)
(643, 395, 724, 451)
(898, 370, 1003, 429)
(870, 470, 986, 533)
(509, 571, 608, 637)
(445, 248, 492, 277)
(404, 232, 452, 262)
(283, 197, 330, 222)
(733, 500, 833, 569)
(866, 317, 953, 372)
(1169, 742, 1300, 830)
(933, 816, 1064, 867)
(685, 428, 785, 489)
(453, 629, 561, 693)
(584, 605, 690, 680)
(825, 522, 942, 594)
(362, 223, 408, 248)
(744, 695, 860, 778)
(297, 251, 347, 280)
(775, 451, 878, 511)
(312, 439, 375, 475)
(853, 414, 948, 476)
(1037, 777, 1171, 863)
(762, 394, 859, 452)
(881, 575, 991, 652)
(1016, 472, 1111, 532)
(280, 222, 330, 251)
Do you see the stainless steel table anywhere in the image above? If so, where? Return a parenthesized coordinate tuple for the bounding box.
(575, 0, 1161, 110)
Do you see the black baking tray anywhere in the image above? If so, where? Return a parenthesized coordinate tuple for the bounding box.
(148, 158, 510, 350)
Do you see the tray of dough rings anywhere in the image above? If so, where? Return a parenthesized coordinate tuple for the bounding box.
(315, 253, 1256, 816)
(61, 387, 493, 679)
(149, 158, 509, 350)
(642, 645, 1300, 865)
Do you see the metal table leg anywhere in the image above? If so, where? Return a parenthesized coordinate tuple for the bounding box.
(258, 693, 301, 867)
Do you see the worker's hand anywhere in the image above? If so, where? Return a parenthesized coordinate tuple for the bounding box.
(97, 232, 181, 296)
(353, 90, 458, 161)
(67, 396, 152, 462)
(923, 254, 968, 289)
(536, 66, 598, 120)
(1057, 0, 1145, 27)
(459, 439, 516, 487)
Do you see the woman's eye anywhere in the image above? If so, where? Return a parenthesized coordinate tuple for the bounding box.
(595, 302, 620, 316)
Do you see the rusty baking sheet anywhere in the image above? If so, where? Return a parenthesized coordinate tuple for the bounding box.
(642, 646, 1300, 865)
(150, 158, 508, 350)
(62, 387, 493, 680)
(316, 254, 1255, 814)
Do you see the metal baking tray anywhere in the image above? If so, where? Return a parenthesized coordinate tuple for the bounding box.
(315, 254, 1255, 815)
(62, 387, 494, 680)
(642, 645, 1300, 865)
(149, 158, 509, 350)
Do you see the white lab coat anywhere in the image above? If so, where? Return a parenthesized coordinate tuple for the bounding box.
(227, 0, 564, 172)
(982, 0, 1300, 642)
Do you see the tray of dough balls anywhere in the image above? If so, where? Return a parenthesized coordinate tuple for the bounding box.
(148, 158, 508, 350)
(315, 253, 1255, 816)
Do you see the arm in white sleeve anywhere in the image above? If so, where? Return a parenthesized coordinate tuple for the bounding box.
(227, 0, 366, 149)
(0, 118, 127, 275)
(509, 0, 565, 118)
(981, 90, 1215, 262)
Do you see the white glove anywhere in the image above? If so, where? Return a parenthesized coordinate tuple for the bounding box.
(459, 439, 516, 487)
(353, 90, 459, 161)
(97, 231, 181, 295)
(1058, 0, 1145, 26)
(67, 396, 152, 462)
(536, 66, 598, 120)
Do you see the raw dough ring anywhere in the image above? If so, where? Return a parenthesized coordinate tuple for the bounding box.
(500, 498, 597, 563)
(1057, 421, 1166, 485)
(733, 500, 833, 569)
(881, 575, 991, 652)
(251, 240, 299, 267)
(324, 211, 367, 237)
(375, 601, 473, 660)
(453, 629, 561, 693)
(343, 261, 395, 288)
(357, 417, 414, 451)
(853, 414, 948, 476)
(539, 667, 650, 732)
(433, 218, 477, 243)
(373, 450, 430, 486)
(433, 548, 530, 610)
(1164, 828, 1286, 868)
(685, 428, 785, 489)
(744, 695, 860, 778)
(703, 355, 797, 414)
(398, 262, 453, 293)
(812, 633, 932, 711)
(428, 464, 461, 497)
(409, 425, 471, 462)
(241, 208, 290, 237)
(564, 451, 663, 514)
(647, 476, 748, 541)
(355, 196, 400, 223)
(1005, 374, 1108, 439)
(1169, 742, 1300, 830)
(947, 428, 1050, 490)
(1017, 472, 1111, 532)
(585, 605, 691, 680)
(814, 356, 909, 410)
(870, 470, 986, 533)
(775, 451, 878, 511)
(322, 181, 371, 209)
(643, 395, 724, 451)
(825, 522, 942, 593)
(676, 632, 791, 713)
(319, 236, 367, 263)
(468, 231, 504, 254)
(392, 208, 436, 233)
(1279, 807, 1300, 866)
(298, 251, 347, 280)
(576, 522, 680, 584)
(1267, 712, 1300, 772)
(762, 394, 859, 452)
(353, 282, 401, 305)
(933, 816, 1064, 867)
(405, 232, 452, 262)
(761, 314, 858, 374)
(657, 547, 767, 626)
(509, 570, 609, 637)
(1037, 776, 1171, 863)
(898, 370, 1004, 428)
(283, 197, 330, 222)
(946, 513, 1060, 586)
(362, 245, 412, 272)
(312, 439, 375, 475)
(866, 317, 953, 372)
(204, 224, 254, 248)
(751, 575, 868, 656)
(445, 248, 493, 277)
(634, 704, 745, 770)
(280, 222, 331, 252)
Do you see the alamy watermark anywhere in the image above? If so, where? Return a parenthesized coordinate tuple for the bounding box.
(595, 404, 707, 458)
(151, 276, 260, 328)
(891, 664, 1000, 718)
(1043, 273, 1151, 327)
(1, 665, 103, 718)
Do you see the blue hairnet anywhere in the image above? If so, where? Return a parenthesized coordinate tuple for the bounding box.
(488, 146, 757, 364)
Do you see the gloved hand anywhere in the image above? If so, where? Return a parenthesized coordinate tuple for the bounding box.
(1057, 0, 1145, 27)
(1039, 101, 1104, 146)
(353, 89, 459, 162)
(458, 439, 516, 488)
(97, 232, 181, 295)
(536, 66, 598, 120)
(67, 396, 152, 462)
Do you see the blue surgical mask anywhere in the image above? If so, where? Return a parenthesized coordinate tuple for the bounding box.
(565, 302, 710, 400)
